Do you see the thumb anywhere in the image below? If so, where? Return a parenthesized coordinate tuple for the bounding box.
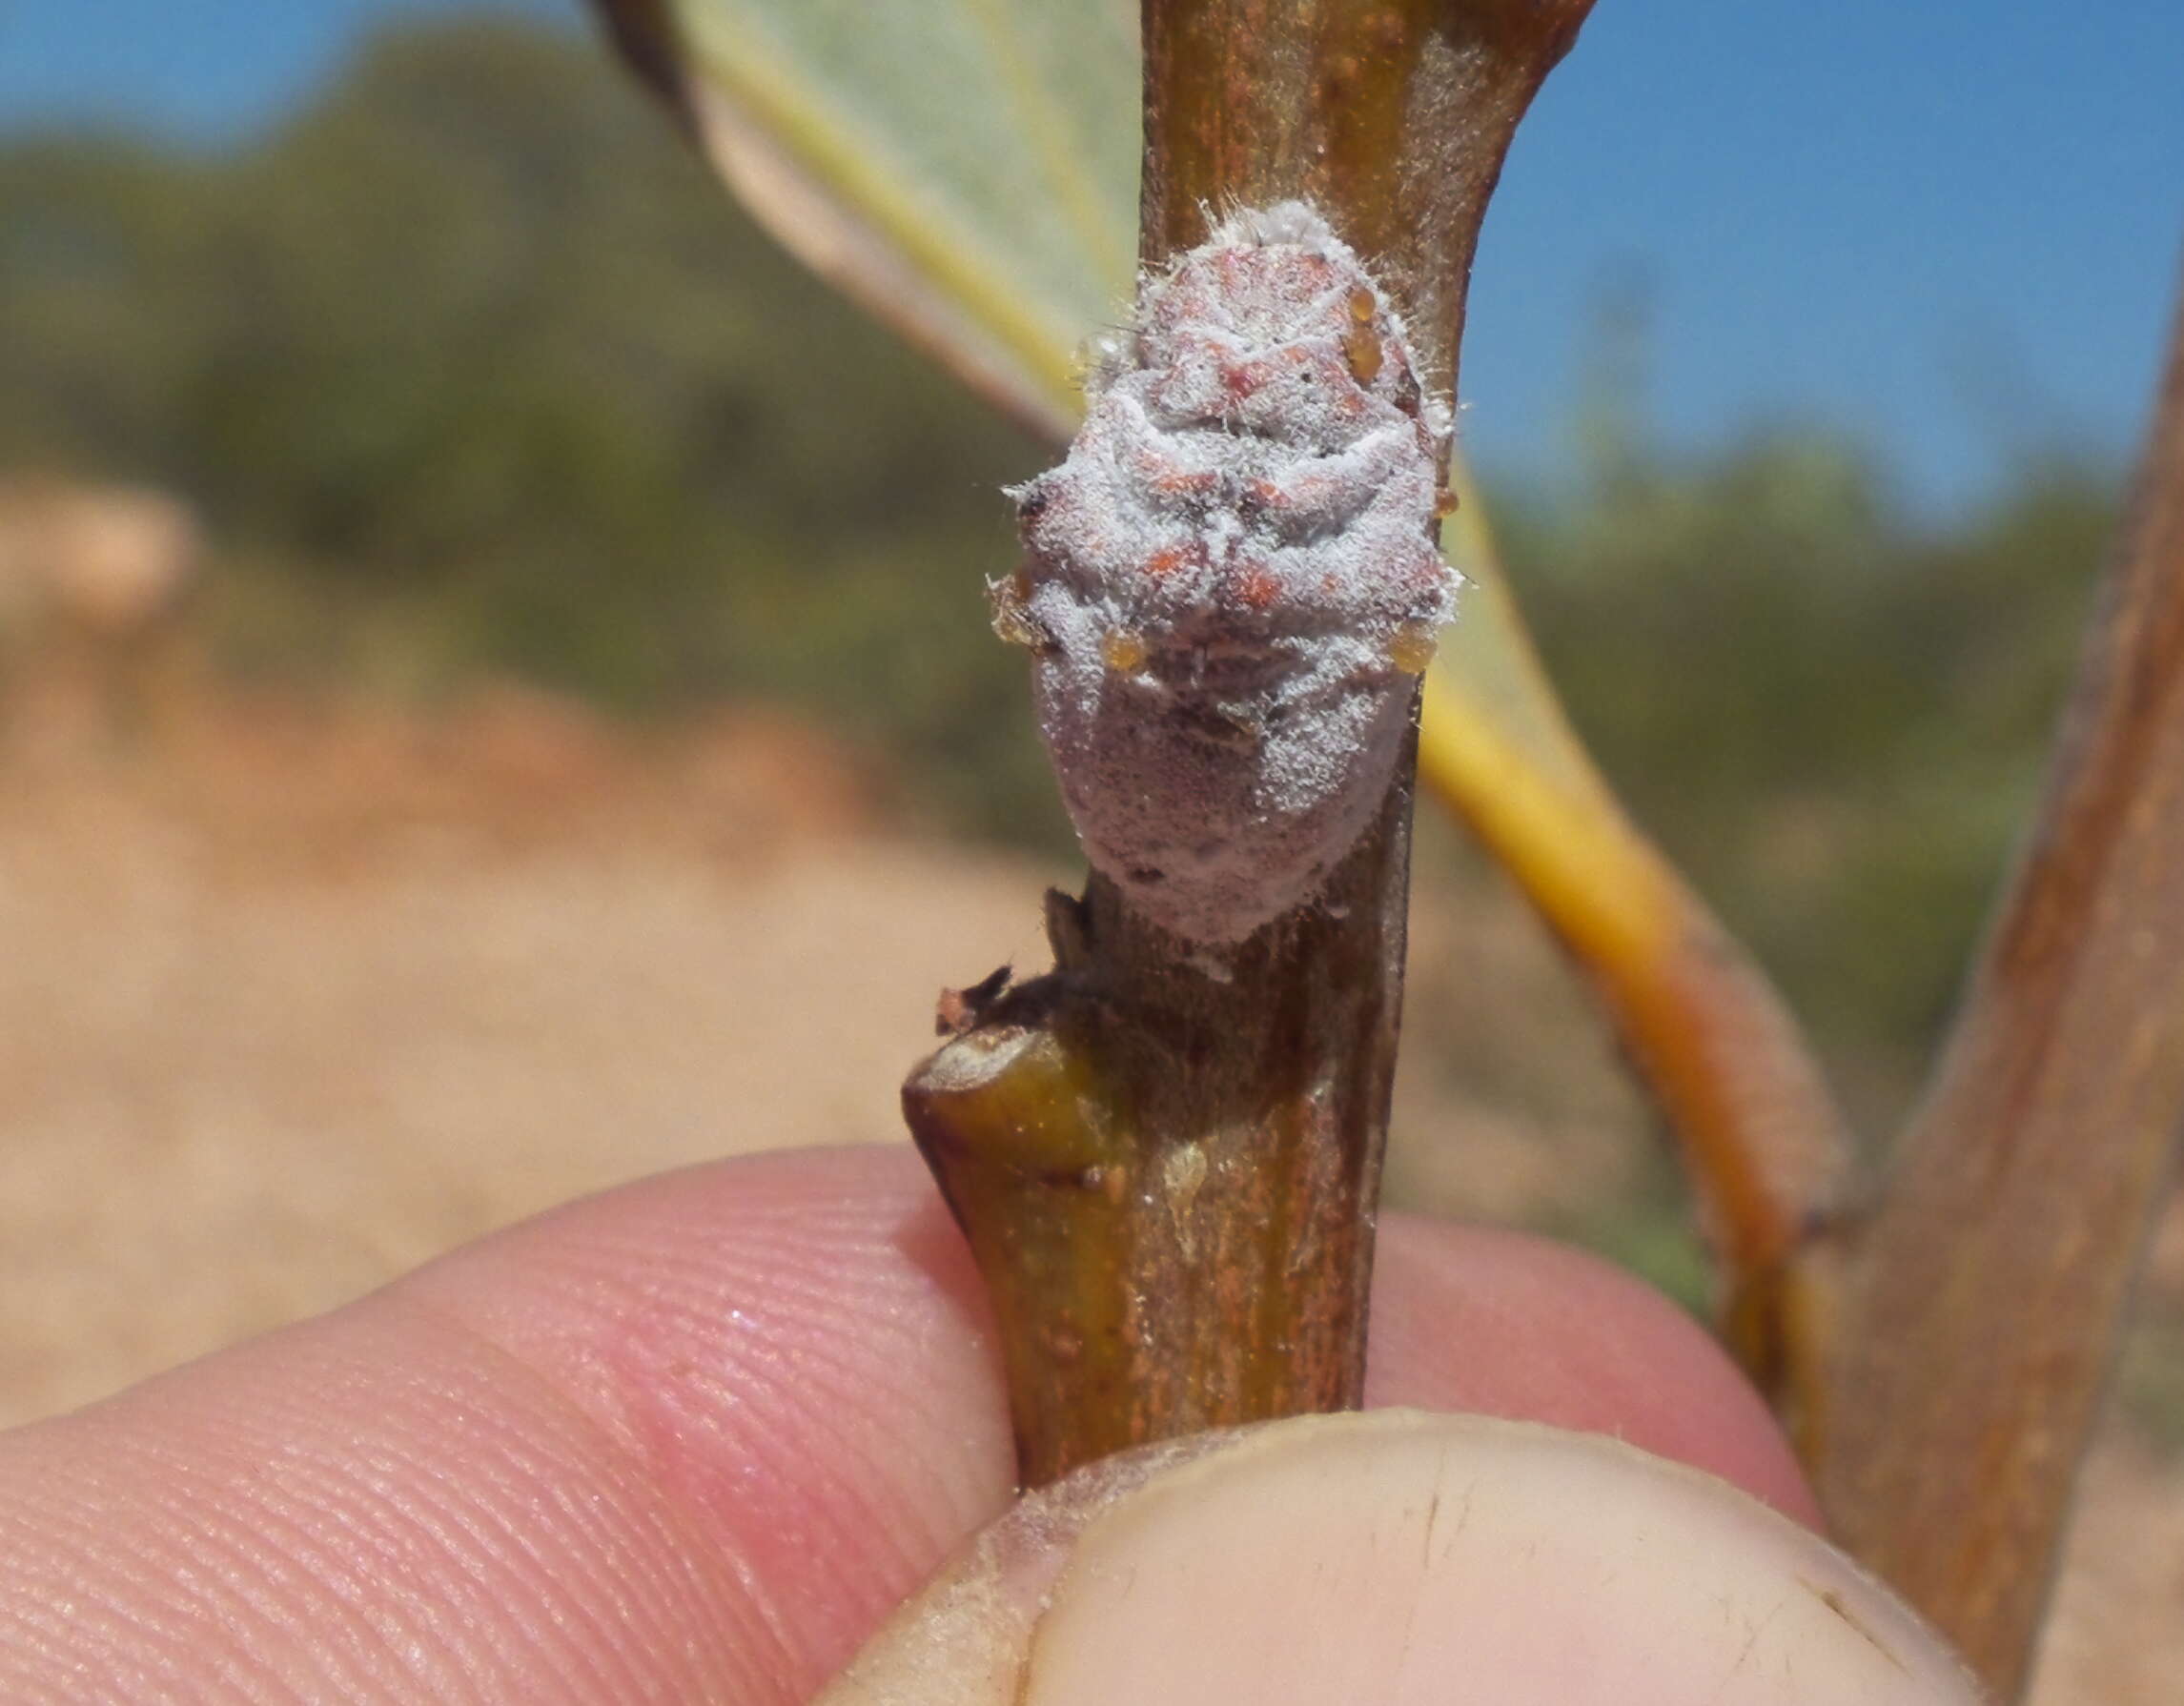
(821, 1410, 1985, 1706)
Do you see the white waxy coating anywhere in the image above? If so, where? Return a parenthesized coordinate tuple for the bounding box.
(1003, 203, 1457, 945)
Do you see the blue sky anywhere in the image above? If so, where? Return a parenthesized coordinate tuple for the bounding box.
(4, 0, 2180, 517)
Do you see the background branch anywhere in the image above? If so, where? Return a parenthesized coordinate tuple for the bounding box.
(1816, 267, 2184, 1699)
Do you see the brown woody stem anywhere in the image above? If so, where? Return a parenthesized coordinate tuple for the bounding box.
(1814, 267, 2184, 1698)
(906, 0, 1595, 1488)
(907, 759, 1413, 1485)
(1143, 0, 1590, 389)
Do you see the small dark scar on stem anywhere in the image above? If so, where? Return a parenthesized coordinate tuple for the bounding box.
(936, 963, 1015, 1035)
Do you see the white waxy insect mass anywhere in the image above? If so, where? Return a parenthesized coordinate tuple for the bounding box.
(998, 201, 1459, 946)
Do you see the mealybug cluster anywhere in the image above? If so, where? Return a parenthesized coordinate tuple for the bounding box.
(998, 202, 1458, 946)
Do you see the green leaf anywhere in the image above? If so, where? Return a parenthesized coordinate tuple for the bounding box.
(597, 0, 1138, 439)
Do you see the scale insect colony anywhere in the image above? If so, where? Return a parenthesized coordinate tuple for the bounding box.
(997, 202, 1458, 945)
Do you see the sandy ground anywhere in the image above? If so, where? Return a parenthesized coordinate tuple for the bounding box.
(0, 684, 1057, 1421)
(0, 679, 2175, 1701)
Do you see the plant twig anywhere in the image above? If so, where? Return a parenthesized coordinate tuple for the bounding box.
(908, 775, 1414, 1484)
(1815, 266, 2184, 1700)
(1141, 0, 1590, 386)
(907, 0, 1596, 1488)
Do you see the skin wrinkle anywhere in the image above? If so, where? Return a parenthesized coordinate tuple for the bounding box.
(357, 1376, 754, 1700)
(211, 1328, 685, 1702)
(1, 1542, 224, 1704)
(126, 1470, 392, 1702)
(8, 1301, 758, 1703)
(4, 1448, 378, 1705)
(397, 1155, 1015, 1701)
(202, 1383, 547, 1685)
(7, 1416, 378, 1699)
(270, 1424, 629, 1699)
(608, 1247, 1010, 1677)
(611, 1336, 891, 1677)
(371, 1285, 794, 1699)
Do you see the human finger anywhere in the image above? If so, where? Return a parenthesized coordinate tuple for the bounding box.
(0, 1145, 1806, 1703)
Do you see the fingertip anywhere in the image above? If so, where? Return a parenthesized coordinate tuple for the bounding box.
(823, 1413, 1975, 1706)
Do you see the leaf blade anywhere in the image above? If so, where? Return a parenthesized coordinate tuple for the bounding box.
(597, 0, 1138, 437)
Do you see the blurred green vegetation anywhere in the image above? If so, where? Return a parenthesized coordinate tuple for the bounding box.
(0, 15, 2117, 1127)
(0, 15, 1064, 843)
(1506, 432, 2110, 1128)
